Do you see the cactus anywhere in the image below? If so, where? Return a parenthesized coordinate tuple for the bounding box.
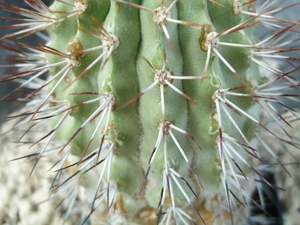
(0, 0, 300, 224)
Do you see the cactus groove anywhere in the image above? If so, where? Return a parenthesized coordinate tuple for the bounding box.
(1, 0, 300, 224)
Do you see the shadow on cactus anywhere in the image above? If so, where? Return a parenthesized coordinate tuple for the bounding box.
(0, 0, 300, 224)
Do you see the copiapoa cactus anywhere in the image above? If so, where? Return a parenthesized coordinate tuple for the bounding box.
(0, 0, 300, 224)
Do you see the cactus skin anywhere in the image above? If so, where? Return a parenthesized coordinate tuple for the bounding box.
(1, 0, 300, 224)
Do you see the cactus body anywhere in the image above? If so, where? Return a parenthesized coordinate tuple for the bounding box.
(1, 0, 300, 224)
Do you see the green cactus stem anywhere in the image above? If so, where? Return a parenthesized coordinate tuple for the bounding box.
(1, 0, 300, 224)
